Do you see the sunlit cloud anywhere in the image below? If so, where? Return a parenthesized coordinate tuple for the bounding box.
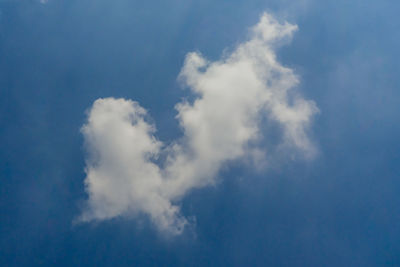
(77, 12, 318, 235)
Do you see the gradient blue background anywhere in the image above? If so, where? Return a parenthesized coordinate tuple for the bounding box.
(1, 0, 400, 266)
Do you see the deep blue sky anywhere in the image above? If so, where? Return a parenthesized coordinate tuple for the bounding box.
(1, 0, 400, 266)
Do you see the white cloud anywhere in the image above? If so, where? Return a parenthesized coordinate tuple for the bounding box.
(77, 13, 318, 235)
(78, 99, 186, 234)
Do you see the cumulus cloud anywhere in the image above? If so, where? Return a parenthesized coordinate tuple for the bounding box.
(78, 99, 186, 234)
(78, 13, 318, 235)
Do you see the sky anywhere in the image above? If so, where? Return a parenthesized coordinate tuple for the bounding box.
(0, 0, 400, 266)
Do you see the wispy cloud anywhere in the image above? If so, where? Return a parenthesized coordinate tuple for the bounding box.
(77, 12, 318, 235)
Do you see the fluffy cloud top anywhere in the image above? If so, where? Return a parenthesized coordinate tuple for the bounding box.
(78, 13, 318, 235)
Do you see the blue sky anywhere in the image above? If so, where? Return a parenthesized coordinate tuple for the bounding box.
(1, 0, 400, 266)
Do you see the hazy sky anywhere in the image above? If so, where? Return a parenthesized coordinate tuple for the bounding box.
(1, 0, 400, 266)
